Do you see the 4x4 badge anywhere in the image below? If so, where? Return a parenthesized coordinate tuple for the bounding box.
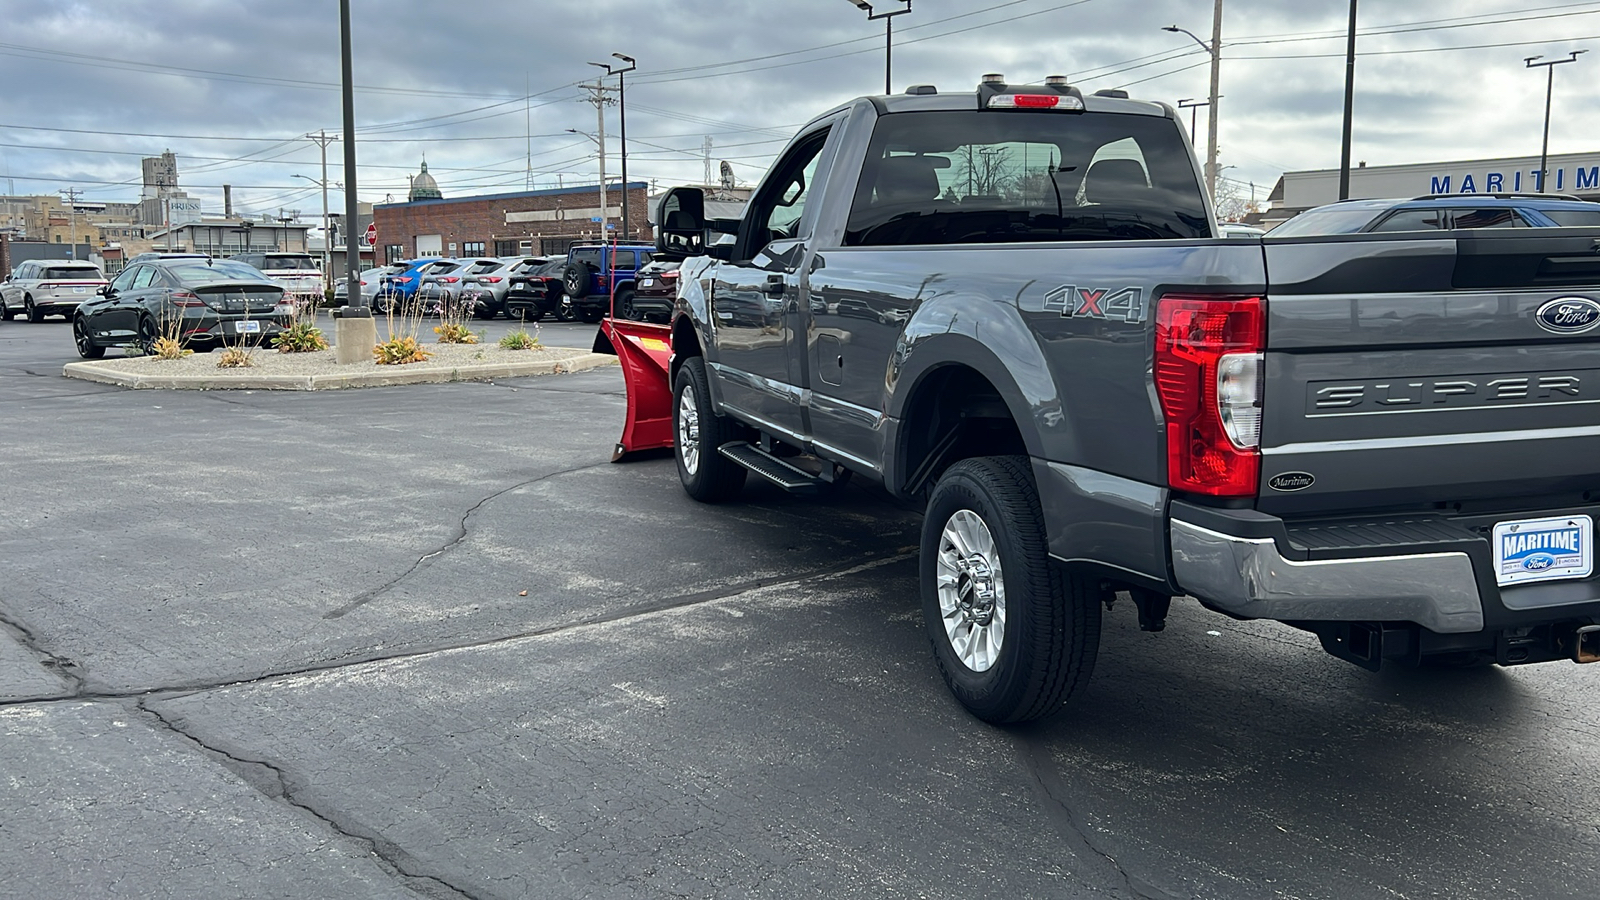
(1041, 285, 1146, 323)
(1535, 296, 1600, 335)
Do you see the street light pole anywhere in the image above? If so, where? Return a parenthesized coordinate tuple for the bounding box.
(1525, 50, 1586, 192)
(611, 53, 637, 240)
(847, 0, 912, 95)
(1176, 98, 1212, 142)
(1337, 0, 1358, 200)
(338, 0, 363, 306)
(1164, 7, 1223, 204)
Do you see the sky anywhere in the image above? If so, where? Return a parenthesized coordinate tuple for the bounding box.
(1, 0, 1596, 223)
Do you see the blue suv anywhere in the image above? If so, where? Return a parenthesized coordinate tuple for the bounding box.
(1271, 193, 1600, 236)
(560, 243, 655, 323)
(375, 257, 444, 312)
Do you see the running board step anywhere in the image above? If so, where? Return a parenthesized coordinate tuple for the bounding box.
(717, 441, 825, 493)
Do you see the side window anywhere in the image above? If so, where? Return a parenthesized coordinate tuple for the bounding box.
(111, 266, 140, 292)
(131, 267, 159, 290)
(1451, 208, 1525, 229)
(761, 132, 828, 244)
(1368, 209, 1446, 233)
(17, 263, 35, 281)
(572, 248, 602, 271)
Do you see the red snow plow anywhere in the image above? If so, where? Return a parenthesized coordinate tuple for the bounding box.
(593, 315, 674, 462)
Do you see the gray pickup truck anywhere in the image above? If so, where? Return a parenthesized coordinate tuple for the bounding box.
(648, 75, 1600, 723)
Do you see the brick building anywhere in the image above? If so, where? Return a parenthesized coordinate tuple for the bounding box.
(372, 182, 651, 262)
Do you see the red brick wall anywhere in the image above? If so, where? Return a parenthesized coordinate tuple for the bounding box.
(373, 185, 652, 259)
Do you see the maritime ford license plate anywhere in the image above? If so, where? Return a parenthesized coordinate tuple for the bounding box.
(236, 320, 261, 334)
(1492, 515, 1593, 586)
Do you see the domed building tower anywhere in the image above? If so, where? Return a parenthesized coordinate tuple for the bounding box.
(407, 159, 443, 201)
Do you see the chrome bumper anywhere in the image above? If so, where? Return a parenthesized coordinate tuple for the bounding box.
(1169, 519, 1484, 634)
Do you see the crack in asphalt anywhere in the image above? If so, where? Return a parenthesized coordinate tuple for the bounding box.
(0, 605, 86, 696)
(323, 460, 611, 619)
(135, 700, 485, 900)
(1017, 736, 1183, 900)
(0, 550, 916, 708)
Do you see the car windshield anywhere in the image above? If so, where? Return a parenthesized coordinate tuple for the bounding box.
(844, 110, 1210, 246)
(1268, 205, 1388, 236)
(1543, 207, 1600, 227)
(262, 255, 318, 270)
(168, 260, 272, 284)
(42, 266, 101, 279)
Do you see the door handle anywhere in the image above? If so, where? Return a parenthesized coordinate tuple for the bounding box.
(763, 275, 785, 298)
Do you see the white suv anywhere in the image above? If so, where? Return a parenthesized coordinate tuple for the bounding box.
(2, 260, 108, 322)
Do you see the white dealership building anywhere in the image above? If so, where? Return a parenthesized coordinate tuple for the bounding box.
(1264, 149, 1600, 227)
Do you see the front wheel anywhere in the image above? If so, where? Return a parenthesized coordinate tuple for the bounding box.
(673, 357, 747, 502)
(72, 316, 105, 359)
(920, 456, 1102, 724)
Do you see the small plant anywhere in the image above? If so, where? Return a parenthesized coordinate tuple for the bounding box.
(272, 320, 329, 353)
(149, 336, 193, 360)
(374, 335, 432, 365)
(217, 347, 254, 368)
(433, 322, 479, 344)
(499, 328, 541, 350)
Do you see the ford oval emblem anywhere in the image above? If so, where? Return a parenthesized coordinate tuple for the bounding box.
(1535, 296, 1600, 335)
(1268, 472, 1315, 492)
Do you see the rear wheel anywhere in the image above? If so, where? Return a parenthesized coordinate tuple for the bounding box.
(555, 297, 577, 322)
(25, 295, 44, 323)
(673, 357, 747, 502)
(134, 315, 158, 356)
(72, 315, 105, 359)
(615, 289, 642, 321)
(920, 456, 1102, 723)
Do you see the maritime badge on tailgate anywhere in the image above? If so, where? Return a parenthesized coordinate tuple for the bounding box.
(1037, 285, 1146, 324)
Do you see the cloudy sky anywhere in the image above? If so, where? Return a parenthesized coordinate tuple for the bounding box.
(2, 0, 1596, 221)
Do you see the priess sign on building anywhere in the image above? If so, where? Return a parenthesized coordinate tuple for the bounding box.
(1429, 164, 1600, 195)
(372, 183, 650, 260)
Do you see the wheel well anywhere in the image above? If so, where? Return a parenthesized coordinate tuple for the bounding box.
(670, 316, 702, 384)
(898, 365, 1027, 497)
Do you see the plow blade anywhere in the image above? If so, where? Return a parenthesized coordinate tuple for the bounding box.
(594, 316, 675, 462)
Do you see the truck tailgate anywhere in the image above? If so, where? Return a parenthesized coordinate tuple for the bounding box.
(1258, 229, 1600, 517)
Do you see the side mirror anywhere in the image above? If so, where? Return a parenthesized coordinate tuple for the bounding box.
(706, 232, 737, 262)
(95, 285, 108, 296)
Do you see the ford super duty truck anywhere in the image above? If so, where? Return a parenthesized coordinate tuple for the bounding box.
(642, 75, 1600, 723)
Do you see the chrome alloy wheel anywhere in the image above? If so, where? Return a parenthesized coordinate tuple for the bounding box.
(936, 509, 1006, 672)
(677, 387, 702, 476)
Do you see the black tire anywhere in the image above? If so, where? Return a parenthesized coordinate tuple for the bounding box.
(563, 263, 591, 299)
(555, 297, 577, 322)
(579, 305, 604, 325)
(72, 315, 105, 359)
(2, 300, 14, 321)
(134, 315, 158, 356)
(673, 357, 748, 502)
(920, 456, 1102, 724)
(26, 295, 44, 323)
(472, 302, 497, 321)
(615, 288, 642, 321)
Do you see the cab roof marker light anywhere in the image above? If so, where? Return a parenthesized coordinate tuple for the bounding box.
(1044, 75, 1069, 87)
(987, 94, 1085, 110)
(981, 73, 1006, 85)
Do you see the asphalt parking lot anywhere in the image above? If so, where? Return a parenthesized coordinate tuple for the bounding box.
(2, 314, 1598, 900)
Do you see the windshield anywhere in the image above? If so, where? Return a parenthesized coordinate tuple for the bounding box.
(168, 260, 274, 285)
(42, 266, 102, 280)
(262, 255, 318, 270)
(844, 110, 1210, 246)
(1268, 206, 1386, 237)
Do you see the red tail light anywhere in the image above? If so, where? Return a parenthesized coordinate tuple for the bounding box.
(480, 276, 503, 283)
(662, 270, 680, 280)
(440, 276, 460, 284)
(359, 280, 367, 286)
(398, 275, 414, 284)
(1153, 295, 1265, 497)
(169, 291, 206, 308)
(597, 275, 609, 289)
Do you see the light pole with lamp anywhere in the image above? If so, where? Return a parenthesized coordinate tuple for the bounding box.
(567, 127, 607, 238)
(1525, 50, 1586, 192)
(846, 0, 912, 95)
(1176, 98, 1213, 142)
(609, 54, 636, 240)
(293, 173, 340, 288)
(1164, 2, 1223, 204)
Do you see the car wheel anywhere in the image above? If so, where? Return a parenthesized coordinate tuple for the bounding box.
(615, 289, 642, 321)
(25, 295, 44, 323)
(673, 356, 748, 503)
(555, 297, 577, 322)
(579, 307, 604, 324)
(72, 315, 105, 359)
(135, 315, 159, 356)
(472, 302, 496, 321)
(920, 456, 1102, 724)
(562, 263, 591, 299)
(1, 300, 14, 321)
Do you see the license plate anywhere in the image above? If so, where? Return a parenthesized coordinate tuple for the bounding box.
(73, 286, 87, 294)
(236, 320, 262, 334)
(642, 279, 655, 288)
(1493, 515, 1593, 586)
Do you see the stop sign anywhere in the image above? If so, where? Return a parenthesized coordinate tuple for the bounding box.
(364, 223, 377, 246)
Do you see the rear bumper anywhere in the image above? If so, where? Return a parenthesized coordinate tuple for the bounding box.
(1170, 502, 1600, 635)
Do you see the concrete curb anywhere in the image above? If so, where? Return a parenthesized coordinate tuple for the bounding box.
(63, 351, 618, 391)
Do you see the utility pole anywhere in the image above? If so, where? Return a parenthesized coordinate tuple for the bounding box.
(60, 187, 82, 259)
(307, 130, 336, 278)
(1525, 50, 1586, 192)
(703, 137, 713, 187)
(1337, 0, 1358, 200)
(338, 0, 363, 304)
(1163, 3, 1223, 205)
(579, 79, 617, 237)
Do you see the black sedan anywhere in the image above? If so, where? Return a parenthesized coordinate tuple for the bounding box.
(73, 258, 292, 358)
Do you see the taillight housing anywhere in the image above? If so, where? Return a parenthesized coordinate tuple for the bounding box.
(168, 290, 206, 308)
(1154, 295, 1265, 497)
(481, 276, 502, 283)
